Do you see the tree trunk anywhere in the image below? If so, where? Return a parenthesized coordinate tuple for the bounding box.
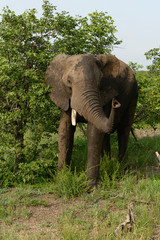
(14, 121, 24, 169)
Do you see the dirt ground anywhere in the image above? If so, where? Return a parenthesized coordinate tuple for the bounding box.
(17, 195, 73, 238)
(2, 194, 76, 238)
(135, 127, 160, 139)
(6, 194, 112, 239)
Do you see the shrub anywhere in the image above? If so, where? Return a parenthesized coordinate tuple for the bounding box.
(53, 167, 87, 198)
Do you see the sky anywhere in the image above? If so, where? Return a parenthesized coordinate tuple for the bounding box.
(1, 0, 160, 69)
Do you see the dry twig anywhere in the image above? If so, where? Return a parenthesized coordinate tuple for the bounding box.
(155, 152, 160, 167)
(151, 225, 160, 240)
(104, 191, 153, 205)
(114, 202, 135, 236)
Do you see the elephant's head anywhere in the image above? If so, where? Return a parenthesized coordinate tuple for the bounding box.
(45, 54, 121, 133)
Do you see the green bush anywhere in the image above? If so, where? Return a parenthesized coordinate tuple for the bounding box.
(17, 158, 57, 184)
(99, 154, 122, 190)
(0, 131, 58, 186)
(53, 167, 87, 198)
(0, 158, 57, 187)
(135, 72, 160, 128)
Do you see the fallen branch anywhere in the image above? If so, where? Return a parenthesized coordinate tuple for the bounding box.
(114, 202, 135, 236)
(104, 191, 154, 205)
(155, 152, 160, 164)
(151, 225, 160, 240)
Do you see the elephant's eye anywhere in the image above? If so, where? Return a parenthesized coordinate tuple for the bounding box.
(67, 77, 72, 86)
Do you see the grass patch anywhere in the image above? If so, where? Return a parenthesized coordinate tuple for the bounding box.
(0, 174, 160, 239)
(127, 135, 160, 169)
(0, 132, 159, 239)
(55, 175, 160, 239)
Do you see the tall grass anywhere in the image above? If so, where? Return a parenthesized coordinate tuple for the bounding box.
(52, 167, 87, 199)
(44, 133, 160, 198)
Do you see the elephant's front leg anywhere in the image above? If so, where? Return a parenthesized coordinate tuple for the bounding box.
(87, 122, 104, 188)
(58, 110, 76, 170)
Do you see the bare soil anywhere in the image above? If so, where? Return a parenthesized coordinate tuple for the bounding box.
(18, 195, 71, 238)
(2, 195, 74, 239)
(135, 127, 160, 139)
(9, 195, 111, 239)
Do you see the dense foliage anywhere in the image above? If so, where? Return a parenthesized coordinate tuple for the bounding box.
(130, 48, 160, 129)
(135, 72, 160, 128)
(137, 47, 160, 128)
(0, 0, 122, 184)
(145, 47, 160, 73)
(0, 0, 159, 186)
(0, 2, 60, 173)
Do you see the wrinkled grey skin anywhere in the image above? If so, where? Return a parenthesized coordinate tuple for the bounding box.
(46, 54, 138, 188)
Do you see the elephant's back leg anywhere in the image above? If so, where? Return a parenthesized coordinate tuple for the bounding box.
(101, 133, 111, 159)
(117, 97, 137, 161)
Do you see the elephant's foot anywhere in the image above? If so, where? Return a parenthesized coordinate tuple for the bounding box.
(86, 178, 98, 192)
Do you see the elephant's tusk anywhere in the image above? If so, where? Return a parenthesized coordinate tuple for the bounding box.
(71, 109, 77, 126)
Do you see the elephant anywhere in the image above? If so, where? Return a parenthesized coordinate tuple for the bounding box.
(45, 54, 138, 188)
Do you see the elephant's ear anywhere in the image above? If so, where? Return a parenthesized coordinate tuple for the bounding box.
(96, 54, 121, 105)
(45, 54, 71, 111)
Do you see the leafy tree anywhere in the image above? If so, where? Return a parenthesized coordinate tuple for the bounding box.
(79, 11, 122, 54)
(54, 10, 122, 55)
(0, 4, 59, 169)
(0, 0, 122, 174)
(135, 72, 160, 128)
(145, 47, 160, 73)
(38, 1, 122, 55)
(128, 61, 143, 72)
(134, 48, 160, 129)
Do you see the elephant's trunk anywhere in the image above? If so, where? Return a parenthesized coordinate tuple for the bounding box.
(71, 86, 121, 134)
(87, 98, 121, 133)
